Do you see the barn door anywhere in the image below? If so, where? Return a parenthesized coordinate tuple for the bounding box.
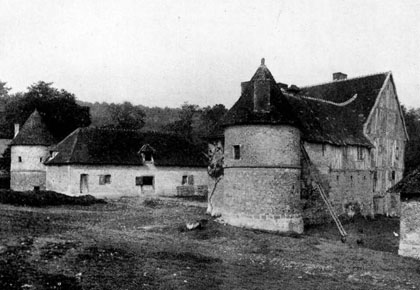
(80, 174, 89, 194)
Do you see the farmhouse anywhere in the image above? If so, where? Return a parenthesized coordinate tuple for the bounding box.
(10, 111, 209, 197)
(209, 59, 408, 233)
(44, 128, 208, 198)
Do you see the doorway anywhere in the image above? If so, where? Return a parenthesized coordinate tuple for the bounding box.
(80, 174, 89, 194)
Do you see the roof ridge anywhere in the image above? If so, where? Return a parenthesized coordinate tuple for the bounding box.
(68, 128, 80, 163)
(284, 92, 358, 107)
(300, 71, 391, 89)
(88, 126, 142, 133)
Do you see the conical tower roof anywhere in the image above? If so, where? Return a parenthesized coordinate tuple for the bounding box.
(222, 59, 301, 127)
(11, 109, 56, 146)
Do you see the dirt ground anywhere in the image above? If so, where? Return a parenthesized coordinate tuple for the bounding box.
(0, 197, 420, 290)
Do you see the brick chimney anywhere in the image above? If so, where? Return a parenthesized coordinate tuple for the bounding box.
(333, 72, 347, 81)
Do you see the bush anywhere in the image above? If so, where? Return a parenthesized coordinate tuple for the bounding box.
(0, 189, 106, 207)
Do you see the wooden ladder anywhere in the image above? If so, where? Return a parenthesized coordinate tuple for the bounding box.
(300, 142, 347, 242)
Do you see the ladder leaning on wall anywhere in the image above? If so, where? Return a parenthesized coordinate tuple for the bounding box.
(300, 142, 348, 242)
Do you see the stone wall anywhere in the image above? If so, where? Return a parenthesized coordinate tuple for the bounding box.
(214, 124, 303, 233)
(399, 201, 420, 259)
(10, 145, 49, 191)
(10, 171, 46, 191)
(302, 142, 376, 224)
(46, 164, 208, 198)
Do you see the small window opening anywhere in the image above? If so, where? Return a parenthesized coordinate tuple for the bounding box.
(396, 147, 400, 160)
(18, 156, 22, 162)
(99, 174, 111, 185)
(40, 157, 43, 162)
(233, 145, 241, 160)
(357, 147, 363, 161)
(336, 175, 339, 181)
(322, 144, 326, 156)
(391, 171, 396, 181)
(182, 175, 188, 185)
(136, 176, 154, 186)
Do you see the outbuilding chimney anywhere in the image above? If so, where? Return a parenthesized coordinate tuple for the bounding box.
(333, 72, 347, 81)
(253, 58, 271, 112)
(14, 123, 20, 138)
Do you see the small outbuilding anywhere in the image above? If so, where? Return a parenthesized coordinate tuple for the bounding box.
(45, 127, 208, 198)
(391, 169, 420, 259)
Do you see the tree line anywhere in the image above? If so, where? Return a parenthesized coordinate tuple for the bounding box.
(0, 81, 227, 144)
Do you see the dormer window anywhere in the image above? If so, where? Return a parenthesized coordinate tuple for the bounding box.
(139, 144, 156, 163)
(144, 151, 152, 162)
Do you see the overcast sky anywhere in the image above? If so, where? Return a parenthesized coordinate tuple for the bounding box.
(1, 0, 419, 109)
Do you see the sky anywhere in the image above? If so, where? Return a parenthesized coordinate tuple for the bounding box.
(0, 0, 419, 109)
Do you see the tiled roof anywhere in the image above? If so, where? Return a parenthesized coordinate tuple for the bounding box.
(11, 109, 56, 146)
(289, 72, 389, 146)
(45, 127, 207, 167)
(218, 63, 390, 147)
(221, 62, 301, 128)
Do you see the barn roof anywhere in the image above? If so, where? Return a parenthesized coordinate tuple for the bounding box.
(11, 109, 56, 146)
(45, 127, 207, 167)
(218, 62, 390, 147)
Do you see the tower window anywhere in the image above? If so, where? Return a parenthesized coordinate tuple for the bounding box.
(391, 171, 396, 181)
(18, 156, 22, 162)
(357, 147, 364, 161)
(233, 145, 241, 160)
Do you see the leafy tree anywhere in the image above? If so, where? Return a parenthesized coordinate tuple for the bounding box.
(5, 81, 91, 141)
(164, 103, 200, 141)
(107, 101, 146, 130)
(0, 81, 11, 98)
(198, 104, 227, 138)
(402, 105, 420, 175)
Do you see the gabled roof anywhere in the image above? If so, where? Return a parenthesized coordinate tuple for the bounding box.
(45, 127, 207, 167)
(217, 62, 394, 147)
(11, 109, 56, 146)
(221, 61, 301, 128)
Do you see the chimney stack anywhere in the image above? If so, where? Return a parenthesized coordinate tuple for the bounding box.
(333, 72, 347, 81)
(14, 123, 20, 138)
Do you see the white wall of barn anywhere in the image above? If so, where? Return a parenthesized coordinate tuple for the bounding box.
(46, 164, 209, 198)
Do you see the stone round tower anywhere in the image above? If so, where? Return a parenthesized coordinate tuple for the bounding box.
(214, 59, 303, 233)
(10, 109, 56, 191)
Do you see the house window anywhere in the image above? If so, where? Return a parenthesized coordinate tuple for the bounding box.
(233, 145, 241, 160)
(181, 175, 194, 185)
(182, 175, 188, 185)
(357, 147, 363, 161)
(99, 174, 111, 185)
(18, 156, 22, 162)
(136, 176, 154, 186)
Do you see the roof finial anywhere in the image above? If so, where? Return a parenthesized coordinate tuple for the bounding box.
(261, 58, 265, 65)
